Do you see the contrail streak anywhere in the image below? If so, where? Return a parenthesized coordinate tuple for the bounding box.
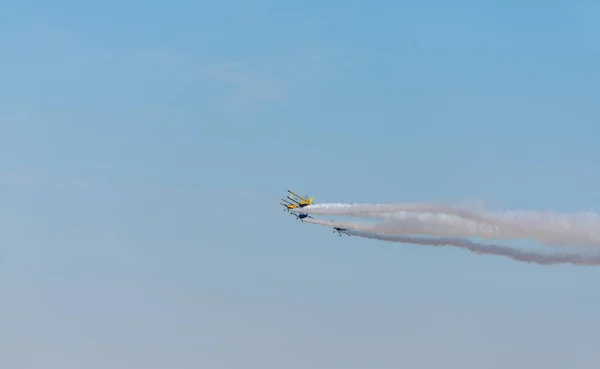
(350, 232, 600, 266)
(297, 202, 600, 247)
(302, 213, 503, 238)
(301, 218, 600, 266)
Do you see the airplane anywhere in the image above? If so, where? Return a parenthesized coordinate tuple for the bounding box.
(333, 227, 351, 237)
(280, 198, 298, 211)
(294, 212, 313, 220)
(287, 190, 314, 208)
(281, 199, 313, 220)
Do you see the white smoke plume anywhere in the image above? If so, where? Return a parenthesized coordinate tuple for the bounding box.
(296, 202, 600, 247)
(301, 213, 502, 238)
(301, 218, 600, 266)
(351, 231, 600, 266)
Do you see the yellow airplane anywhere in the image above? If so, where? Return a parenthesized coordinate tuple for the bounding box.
(281, 190, 314, 220)
(286, 190, 314, 207)
(281, 198, 298, 211)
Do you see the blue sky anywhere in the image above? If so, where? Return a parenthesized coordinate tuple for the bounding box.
(2, 1, 600, 368)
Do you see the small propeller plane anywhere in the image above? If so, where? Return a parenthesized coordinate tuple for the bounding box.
(281, 190, 315, 220)
(287, 190, 314, 207)
(281, 198, 298, 211)
(294, 212, 312, 220)
(280, 197, 313, 220)
(333, 227, 351, 237)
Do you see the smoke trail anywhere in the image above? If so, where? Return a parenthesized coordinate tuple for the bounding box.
(301, 218, 600, 266)
(302, 213, 504, 239)
(349, 231, 600, 266)
(298, 203, 600, 247)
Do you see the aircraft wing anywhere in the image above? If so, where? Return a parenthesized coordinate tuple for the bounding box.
(287, 190, 309, 202)
(287, 190, 314, 205)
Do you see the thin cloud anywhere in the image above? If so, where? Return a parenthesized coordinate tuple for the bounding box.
(197, 61, 285, 102)
(133, 46, 361, 108)
(0, 171, 277, 202)
(0, 171, 176, 197)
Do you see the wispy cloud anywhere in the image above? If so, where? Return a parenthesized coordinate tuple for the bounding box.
(197, 61, 285, 102)
(134, 46, 358, 108)
(0, 171, 279, 203)
(0, 171, 176, 197)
